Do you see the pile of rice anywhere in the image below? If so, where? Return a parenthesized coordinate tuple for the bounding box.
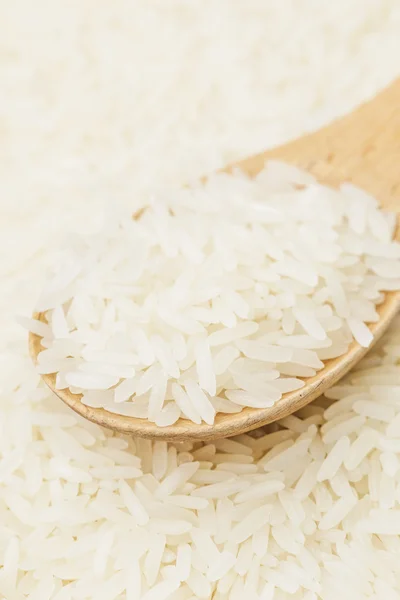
(3, 323, 400, 599)
(2, 1, 400, 598)
(30, 164, 400, 424)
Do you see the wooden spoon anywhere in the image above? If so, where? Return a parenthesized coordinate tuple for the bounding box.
(29, 78, 400, 441)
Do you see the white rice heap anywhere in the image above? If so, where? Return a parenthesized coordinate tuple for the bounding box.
(2, 1, 400, 598)
(3, 323, 400, 599)
(31, 165, 400, 424)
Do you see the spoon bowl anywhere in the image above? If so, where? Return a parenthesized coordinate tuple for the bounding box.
(29, 79, 400, 441)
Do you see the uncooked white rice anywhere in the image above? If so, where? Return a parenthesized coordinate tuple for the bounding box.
(28, 165, 400, 424)
(3, 2, 400, 598)
(6, 322, 400, 598)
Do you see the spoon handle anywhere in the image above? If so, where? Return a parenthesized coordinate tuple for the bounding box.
(234, 79, 400, 212)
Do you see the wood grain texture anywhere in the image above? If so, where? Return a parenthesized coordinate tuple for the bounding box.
(29, 79, 400, 441)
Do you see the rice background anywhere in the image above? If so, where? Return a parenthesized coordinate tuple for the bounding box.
(1, 1, 400, 598)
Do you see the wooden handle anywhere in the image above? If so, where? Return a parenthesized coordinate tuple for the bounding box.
(233, 79, 400, 212)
